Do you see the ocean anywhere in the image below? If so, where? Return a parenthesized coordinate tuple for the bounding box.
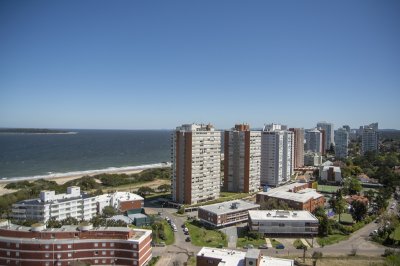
(0, 130, 172, 180)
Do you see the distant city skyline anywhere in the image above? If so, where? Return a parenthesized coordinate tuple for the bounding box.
(1, 1, 399, 130)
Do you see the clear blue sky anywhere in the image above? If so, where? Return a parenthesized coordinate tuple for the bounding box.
(1, 1, 399, 130)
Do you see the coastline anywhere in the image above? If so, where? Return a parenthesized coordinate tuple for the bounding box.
(0, 162, 171, 196)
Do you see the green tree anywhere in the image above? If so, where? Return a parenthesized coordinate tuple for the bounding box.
(260, 198, 290, 210)
(312, 251, 323, 266)
(157, 184, 171, 193)
(330, 190, 346, 223)
(102, 206, 118, 218)
(137, 186, 154, 197)
(313, 207, 329, 236)
(343, 177, 362, 195)
(351, 200, 367, 222)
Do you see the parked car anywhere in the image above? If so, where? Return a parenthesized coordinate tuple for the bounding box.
(258, 244, 268, 249)
(185, 237, 191, 242)
(275, 244, 285, 249)
(244, 244, 254, 249)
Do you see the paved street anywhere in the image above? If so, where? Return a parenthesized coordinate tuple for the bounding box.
(145, 199, 397, 265)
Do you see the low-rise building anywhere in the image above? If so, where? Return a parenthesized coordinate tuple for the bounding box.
(196, 247, 294, 266)
(198, 200, 260, 228)
(0, 220, 152, 266)
(256, 183, 325, 213)
(12, 187, 144, 222)
(248, 210, 319, 236)
(320, 166, 342, 183)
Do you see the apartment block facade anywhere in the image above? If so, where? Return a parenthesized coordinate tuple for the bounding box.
(261, 127, 294, 187)
(289, 128, 304, 168)
(362, 123, 379, 155)
(334, 127, 349, 159)
(317, 122, 334, 149)
(305, 128, 322, 154)
(171, 124, 221, 205)
(0, 221, 152, 266)
(224, 124, 261, 193)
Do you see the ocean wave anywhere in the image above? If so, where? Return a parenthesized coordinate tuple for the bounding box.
(0, 162, 171, 183)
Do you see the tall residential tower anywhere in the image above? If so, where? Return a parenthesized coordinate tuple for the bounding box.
(171, 124, 221, 205)
(261, 124, 294, 187)
(317, 122, 334, 151)
(289, 128, 304, 168)
(362, 123, 379, 155)
(335, 127, 349, 159)
(224, 124, 261, 193)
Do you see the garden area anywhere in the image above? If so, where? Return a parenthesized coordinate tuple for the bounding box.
(185, 220, 227, 248)
(151, 220, 175, 245)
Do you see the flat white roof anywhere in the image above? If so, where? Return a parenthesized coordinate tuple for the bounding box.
(248, 210, 318, 222)
(197, 247, 294, 266)
(199, 200, 260, 215)
(112, 192, 143, 201)
(258, 183, 323, 203)
(322, 166, 341, 172)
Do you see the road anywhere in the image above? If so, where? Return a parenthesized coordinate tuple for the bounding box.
(145, 198, 397, 265)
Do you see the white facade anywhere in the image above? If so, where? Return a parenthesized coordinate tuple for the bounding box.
(320, 166, 342, 183)
(305, 128, 322, 154)
(225, 126, 261, 193)
(317, 122, 334, 148)
(172, 124, 221, 204)
(12, 187, 142, 222)
(335, 127, 349, 159)
(261, 129, 293, 187)
(248, 210, 319, 235)
(304, 152, 322, 166)
(362, 123, 379, 154)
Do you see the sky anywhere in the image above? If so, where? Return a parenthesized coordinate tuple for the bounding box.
(0, 1, 399, 130)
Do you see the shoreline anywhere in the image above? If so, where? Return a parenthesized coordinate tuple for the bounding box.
(0, 162, 171, 184)
(0, 162, 171, 196)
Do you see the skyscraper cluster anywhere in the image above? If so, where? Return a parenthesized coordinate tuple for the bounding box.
(171, 122, 379, 205)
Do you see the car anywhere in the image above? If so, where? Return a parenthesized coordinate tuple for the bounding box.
(181, 224, 186, 228)
(173, 228, 177, 232)
(184, 231, 189, 235)
(258, 244, 268, 249)
(244, 244, 254, 249)
(165, 217, 170, 222)
(275, 244, 285, 249)
(183, 228, 189, 233)
(185, 237, 191, 242)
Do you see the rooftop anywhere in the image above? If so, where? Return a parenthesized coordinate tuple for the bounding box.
(258, 183, 323, 203)
(199, 200, 260, 215)
(248, 210, 318, 222)
(197, 247, 294, 266)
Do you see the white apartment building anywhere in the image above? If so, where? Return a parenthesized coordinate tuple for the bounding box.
(305, 128, 322, 154)
(12, 187, 143, 222)
(224, 124, 261, 193)
(317, 122, 334, 149)
(362, 123, 379, 154)
(261, 126, 293, 187)
(248, 210, 319, 235)
(171, 123, 221, 205)
(335, 127, 349, 159)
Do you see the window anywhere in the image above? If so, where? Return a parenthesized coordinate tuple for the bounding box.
(57, 263, 61, 266)
(110, 251, 115, 255)
(68, 253, 72, 257)
(45, 244, 49, 249)
(102, 260, 106, 264)
(102, 251, 106, 255)
(45, 263, 49, 266)
(68, 244, 72, 248)
(16, 243, 19, 248)
(133, 262, 137, 265)
(57, 245, 61, 249)
(57, 254, 61, 259)
(6, 251, 10, 256)
(94, 251, 99, 255)
(94, 243, 99, 247)
(6, 242, 10, 247)
(102, 243, 106, 247)
(45, 253, 50, 258)
(133, 252, 137, 257)
(110, 243, 115, 247)
(94, 260, 98, 264)
(16, 252, 19, 257)
(133, 244, 137, 249)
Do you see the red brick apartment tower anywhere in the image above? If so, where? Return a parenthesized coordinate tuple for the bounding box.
(0, 221, 152, 266)
(289, 128, 305, 168)
(172, 124, 221, 205)
(319, 128, 326, 155)
(224, 124, 261, 193)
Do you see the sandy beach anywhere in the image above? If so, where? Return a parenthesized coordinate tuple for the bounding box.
(0, 163, 170, 196)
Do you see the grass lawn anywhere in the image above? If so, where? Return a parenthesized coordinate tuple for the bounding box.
(152, 220, 175, 245)
(237, 237, 265, 248)
(185, 221, 227, 248)
(335, 213, 354, 224)
(293, 239, 305, 249)
(317, 185, 340, 193)
(317, 234, 349, 246)
(303, 256, 384, 266)
(186, 256, 196, 266)
(390, 225, 400, 241)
